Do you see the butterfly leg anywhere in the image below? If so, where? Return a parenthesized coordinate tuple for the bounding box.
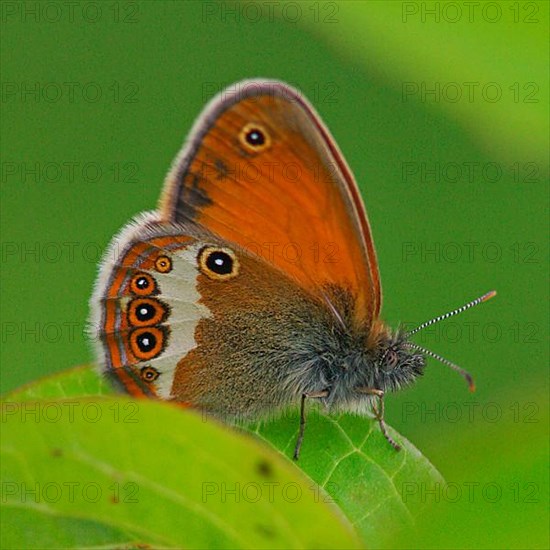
(293, 390, 329, 461)
(357, 388, 401, 451)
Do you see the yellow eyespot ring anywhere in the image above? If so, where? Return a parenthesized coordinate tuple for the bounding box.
(238, 123, 271, 154)
(155, 255, 172, 273)
(198, 246, 239, 281)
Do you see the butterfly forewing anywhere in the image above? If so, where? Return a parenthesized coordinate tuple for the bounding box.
(160, 80, 381, 325)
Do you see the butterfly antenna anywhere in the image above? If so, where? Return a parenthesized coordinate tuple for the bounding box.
(404, 290, 496, 391)
(404, 341, 476, 391)
(405, 290, 497, 337)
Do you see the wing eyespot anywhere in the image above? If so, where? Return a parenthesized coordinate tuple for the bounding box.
(198, 246, 239, 280)
(130, 326, 167, 360)
(140, 366, 160, 383)
(129, 273, 157, 296)
(127, 298, 168, 327)
(155, 255, 172, 273)
(239, 123, 271, 154)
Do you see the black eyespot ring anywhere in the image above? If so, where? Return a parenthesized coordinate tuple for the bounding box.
(127, 298, 168, 327)
(239, 123, 271, 154)
(197, 246, 239, 280)
(130, 327, 166, 360)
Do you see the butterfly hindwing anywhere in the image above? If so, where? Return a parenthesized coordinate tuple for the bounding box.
(90, 212, 346, 416)
(90, 213, 211, 399)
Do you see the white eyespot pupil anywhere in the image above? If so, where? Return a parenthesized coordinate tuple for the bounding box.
(215, 258, 224, 266)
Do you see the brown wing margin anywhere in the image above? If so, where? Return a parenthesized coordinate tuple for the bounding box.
(294, 85, 382, 317)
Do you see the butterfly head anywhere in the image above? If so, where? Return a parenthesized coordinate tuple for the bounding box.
(370, 290, 498, 395)
(375, 328, 426, 390)
(310, 289, 494, 408)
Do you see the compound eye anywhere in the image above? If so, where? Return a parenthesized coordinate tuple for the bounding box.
(386, 350, 399, 369)
(197, 247, 239, 280)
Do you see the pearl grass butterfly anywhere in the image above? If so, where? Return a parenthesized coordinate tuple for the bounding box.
(90, 79, 496, 459)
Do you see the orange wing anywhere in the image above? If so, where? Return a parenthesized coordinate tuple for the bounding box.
(159, 80, 381, 326)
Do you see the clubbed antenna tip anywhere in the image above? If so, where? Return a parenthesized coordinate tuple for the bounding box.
(481, 290, 497, 302)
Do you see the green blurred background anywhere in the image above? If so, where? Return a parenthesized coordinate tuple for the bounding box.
(1, 1, 548, 548)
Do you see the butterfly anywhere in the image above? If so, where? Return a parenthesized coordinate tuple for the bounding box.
(90, 79, 495, 459)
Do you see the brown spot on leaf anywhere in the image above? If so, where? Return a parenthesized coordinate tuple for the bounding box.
(256, 459, 274, 478)
(255, 523, 277, 539)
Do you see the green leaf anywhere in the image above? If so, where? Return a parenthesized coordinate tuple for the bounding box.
(3, 367, 444, 548)
(250, 411, 444, 547)
(5, 365, 115, 402)
(1, 396, 360, 550)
